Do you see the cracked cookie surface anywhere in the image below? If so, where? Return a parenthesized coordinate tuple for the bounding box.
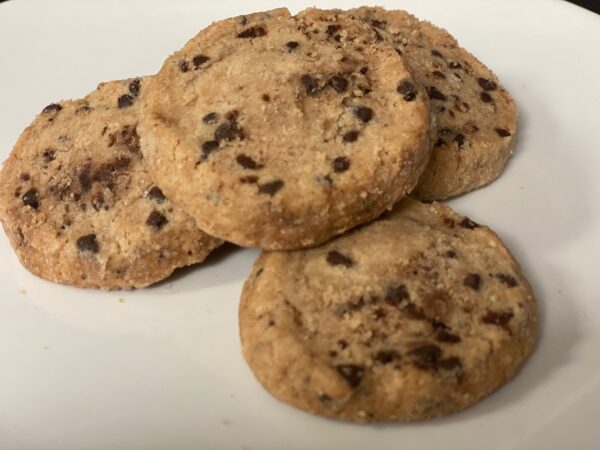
(349, 7, 517, 200)
(0, 78, 222, 289)
(139, 7, 430, 249)
(240, 198, 537, 421)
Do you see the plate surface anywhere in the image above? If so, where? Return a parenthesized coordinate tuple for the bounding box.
(1, 0, 599, 449)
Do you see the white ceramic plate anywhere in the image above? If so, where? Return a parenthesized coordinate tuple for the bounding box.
(1, 0, 599, 448)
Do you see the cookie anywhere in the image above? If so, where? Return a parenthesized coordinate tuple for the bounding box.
(139, 8, 431, 250)
(240, 198, 537, 422)
(0, 78, 222, 289)
(348, 7, 517, 200)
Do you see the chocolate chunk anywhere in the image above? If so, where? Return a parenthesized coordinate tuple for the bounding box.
(434, 138, 446, 148)
(342, 130, 359, 143)
(21, 188, 39, 209)
(496, 273, 518, 287)
(326, 250, 353, 268)
(397, 80, 417, 101)
(482, 310, 514, 329)
(77, 234, 99, 253)
(409, 344, 442, 371)
(301, 74, 320, 96)
(284, 41, 299, 52)
(459, 217, 479, 229)
(495, 128, 511, 137)
(42, 103, 62, 114)
(117, 94, 134, 109)
(431, 49, 443, 58)
(436, 329, 461, 343)
(336, 364, 364, 388)
(128, 79, 141, 96)
(332, 156, 350, 173)
(236, 153, 260, 169)
(202, 112, 218, 124)
(179, 61, 189, 72)
(328, 75, 348, 93)
(426, 86, 447, 101)
(464, 273, 482, 291)
(240, 175, 259, 184)
(454, 133, 466, 148)
(374, 350, 397, 364)
(147, 186, 166, 203)
(432, 70, 446, 79)
(326, 24, 341, 40)
(42, 148, 56, 163)
(261, 94, 270, 102)
(448, 61, 462, 70)
(258, 180, 284, 196)
(146, 210, 168, 230)
(237, 26, 266, 38)
(480, 92, 493, 103)
(385, 284, 410, 306)
(192, 54, 210, 68)
(201, 140, 219, 159)
(353, 106, 373, 123)
(477, 77, 497, 91)
(444, 250, 457, 258)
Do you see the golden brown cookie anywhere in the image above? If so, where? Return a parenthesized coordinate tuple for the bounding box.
(139, 8, 430, 250)
(349, 7, 517, 200)
(240, 198, 537, 422)
(0, 78, 222, 289)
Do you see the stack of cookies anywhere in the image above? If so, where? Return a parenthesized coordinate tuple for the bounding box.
(0, 7, 537, 422)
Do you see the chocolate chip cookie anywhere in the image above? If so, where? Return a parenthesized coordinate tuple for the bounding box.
(240, 198, 537, 421)
(139, 8, 431, 250)
(349, 7, 517, 200)
(0, 78, 222, 289)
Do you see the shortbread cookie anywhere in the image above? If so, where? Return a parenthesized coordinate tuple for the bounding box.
(0, 78, 222, 289)
(349, 7, 517, 200)
(139, 8, 430, 250)
(240, 198, 537, 421)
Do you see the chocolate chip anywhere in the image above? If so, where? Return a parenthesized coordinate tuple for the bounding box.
(328, 75, 348, 93)
(326, 24, 341, 39)
(77, 234, 99, 253)
(22, 188, 39, 209)
(261, 94, 270, 102)
(438, 357, 462, 372)
(318, 393, 332, 403)
(42, 148, 56, 163)
(179, 61, 189, 72)
(332, 156, 350, 173)
(78, 164, 93, 192)
(370, 19, 386, 29)
(459, 217, 479, 229)
(240, 175, 258, 184)
(146, 211, 168, 230)
(301, 74, 320, 96)
(202, 112, 218, 124)
(373, 308, 386, 320)
(395, 48, 403, 56)
(326, 250, 353, 268)
(214, 117, 243, 142)
(342, 130, 359, 143)
(448, 61, 462, 70)
(237, 26, 266, 38)
(353, 106, 373, 123)
(128, 79, 141, 96)
(285, 41, 299, 52)
(374, 350, 397, 364)
(258, 180, 284, 196)
(42, 103, 62, 114)
(20, 173, 30, 181)
(192, 54, 210, 68)
(336, 364, 364, 388)
(496, 273, 518, 287)
(480, 92, 493, 103)
(482, 310, 514, 328)
(409, 344, 442, 371)
(495, 128, 511, 137)
(434, 138, 446, 148)
(454, 133, 466, 148)
(117, 94, 134, 109)
(397, 80, 417, 101)
(436, 329, 461, 343)
(426, 86, 447, 101)
(477, 77, 497, 91)
(147, 186, 166, 203)
(236, 154, 260, 169)
(432, 70, 446, 79)
(444, 250, 457, 258)
(385, 284, 410, 306)
(464, 273, 482, 291)
(431, 49, 443, 58)
(201, 140, 219, 160)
